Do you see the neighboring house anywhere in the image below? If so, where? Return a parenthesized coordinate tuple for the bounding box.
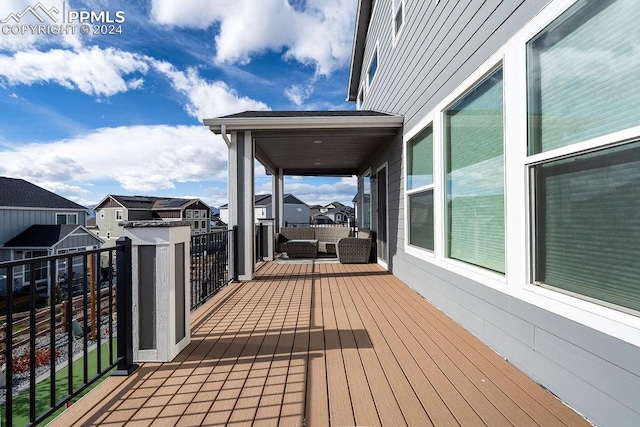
(94, 195, 212, 247)
(326, 205, 354, 224)
(308, 204, 323, 218)
(206, 1, 640, 424)
(0, 177, 101, 293)
(219, 194, 310, 225)
(310, 202, 355, 224)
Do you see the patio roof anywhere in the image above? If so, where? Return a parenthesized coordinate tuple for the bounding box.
(204, 111, 403, 176)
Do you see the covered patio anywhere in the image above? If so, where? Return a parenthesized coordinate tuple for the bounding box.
(52, 260, 588, 426)
(203, 110, 404, 280)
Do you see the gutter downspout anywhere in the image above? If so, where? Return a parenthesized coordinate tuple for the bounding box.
(220, 124, 231, 148)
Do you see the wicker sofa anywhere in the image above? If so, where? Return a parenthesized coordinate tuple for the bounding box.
(277, 226, 352, 255)
(336, 229, 372, 264)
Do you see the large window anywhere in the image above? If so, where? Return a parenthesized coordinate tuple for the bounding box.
(529, 0, 640, 314)
(527, 0, 640, 154)
(445, 68, 505, 273)
(533, 142, 640, 313)
(407, 126, 434, 251)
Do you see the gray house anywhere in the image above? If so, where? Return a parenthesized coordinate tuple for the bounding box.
(219, 194, 310, 225)
(206, 1, 640, 425)
(94, 195, 212, 247)
(0, 177, 101, 292)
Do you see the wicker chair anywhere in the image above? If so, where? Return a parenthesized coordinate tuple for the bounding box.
(336, 233, 372, 264)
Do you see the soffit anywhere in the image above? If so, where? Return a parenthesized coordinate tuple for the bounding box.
(205, 111, 403, 176)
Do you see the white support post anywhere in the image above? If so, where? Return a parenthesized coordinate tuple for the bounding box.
(232, 131, 255, 281)
(272, 168, 284, 231)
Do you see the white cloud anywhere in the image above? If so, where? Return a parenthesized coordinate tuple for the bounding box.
(150, 0, 356, 76)
(282, 176, 356, 206)
(0, 46, 149, 96)
(0, 45, 268, 118)
(152, 61, 269, 120)
(284, 83, 313, 106)
(0, 124, 229, 198)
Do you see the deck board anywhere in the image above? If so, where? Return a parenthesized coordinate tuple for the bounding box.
(51, 261, 590, 427)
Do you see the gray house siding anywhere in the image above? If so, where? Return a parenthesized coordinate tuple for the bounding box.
(362, 0, 542, 130)
(283, 204, 309, 224)
(0, 208, 87, 247)
(53, 233, 99, 252)
(356, 0, 640, 425)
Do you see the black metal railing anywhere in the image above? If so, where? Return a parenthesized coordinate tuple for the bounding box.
(0, 238, 136, 426)
(285, 221, 352, 227)
(190, 228, 236, 311)
(284, 221, 357, 235)
(255, 223, 264, 262)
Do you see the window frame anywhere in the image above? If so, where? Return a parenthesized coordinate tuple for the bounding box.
(366, 43, 379, 91)
(400, 0, 640, 340)
(404, 121, 436, 257)
(392, 0, 405, 45)
(523, 0, 640, 316)
(357, 85, 365, 109)
(443, 65, 506, 274)
(115, 210, 123, 220)
(56, 212, 78, 225)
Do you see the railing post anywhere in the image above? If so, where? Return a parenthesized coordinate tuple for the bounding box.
(112, 236, 138, 376)
(232, 226, 239, 282)
(5, 268, 14, 427)
(257, 222, 264, 262)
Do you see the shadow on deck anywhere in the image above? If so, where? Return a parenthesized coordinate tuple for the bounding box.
(51, 261, 589, 426)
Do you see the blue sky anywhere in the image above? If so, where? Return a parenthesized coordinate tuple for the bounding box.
(0, 0, 359, 210)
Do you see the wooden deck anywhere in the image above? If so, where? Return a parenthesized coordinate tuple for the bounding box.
(52, 261, 589, 426)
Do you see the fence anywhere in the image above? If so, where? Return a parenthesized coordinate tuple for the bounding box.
(0, 287, 115, 359)
(0, 238, 136, 426)
(190, 228, 237, 311)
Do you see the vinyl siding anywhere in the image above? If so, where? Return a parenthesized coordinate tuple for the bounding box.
(0, 209, 87, 246)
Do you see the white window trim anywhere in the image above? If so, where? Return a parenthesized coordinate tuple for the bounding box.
(376, 162, 389, 270)
(403, 117, 436, 259)
(399, 0, 640, 341)
(115, 209, 123, 220)
(99, 210, 105, 219)
(392, 0, 405, 46)
(357, 84, 365, 110)
(361, 168, 372, 230)
(366, 42, 379, 92)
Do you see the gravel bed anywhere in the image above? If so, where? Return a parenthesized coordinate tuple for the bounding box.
(0, 315, 117, 404)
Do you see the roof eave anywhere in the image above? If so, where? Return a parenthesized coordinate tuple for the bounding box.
(347, 0, 373, 101)
(204, 114, 403, 133)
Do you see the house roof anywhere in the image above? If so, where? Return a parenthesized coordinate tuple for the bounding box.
(347, 0, 374, 101)
(0, 177, 87, 210)
(204, 110, 403, 176)
(97, 195, 210, 211)
(2, 225, 99, 248)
